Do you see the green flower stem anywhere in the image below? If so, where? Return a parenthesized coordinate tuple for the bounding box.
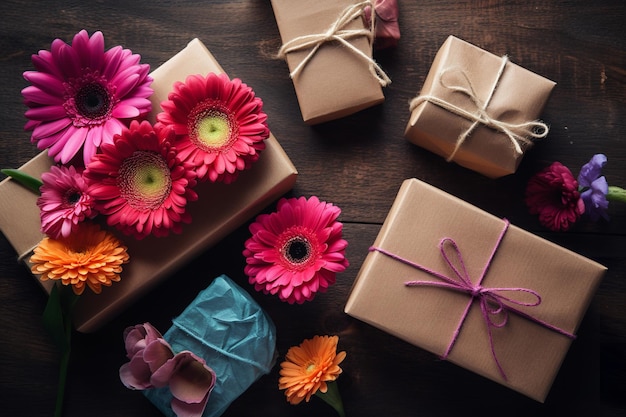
(315, 380, 346, 417)
(43, 284, 79, 417)
(54, 338, 71, 417)
(607, 186, 626, 204)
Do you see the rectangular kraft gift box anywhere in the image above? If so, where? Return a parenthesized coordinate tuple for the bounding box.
(270, 0, 385, 125)
(0, 38, 298, 333)
(404, 35, 556, 178)
(344, 178, 606, 402)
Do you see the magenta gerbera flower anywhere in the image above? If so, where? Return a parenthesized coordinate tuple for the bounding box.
(37, 165, 96, 239)
(156, 72, 269, 184)
(243, 196, 349, 304)
(22, 30, 153, 166)
(84, 120, 198, 239)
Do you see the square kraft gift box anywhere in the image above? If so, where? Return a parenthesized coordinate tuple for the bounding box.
(0, 38, 298, 333)
(270, 0, 388, 125)
(404, 35, 556, 178)
(344, 178, 606, 402)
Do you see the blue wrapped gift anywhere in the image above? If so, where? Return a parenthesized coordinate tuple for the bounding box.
(144, 275, 277, 417)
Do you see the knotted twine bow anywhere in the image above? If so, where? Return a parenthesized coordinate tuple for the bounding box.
(370, 219, 575, 380)
(276, 1, 391, 87)
(408, 56, 549, 163)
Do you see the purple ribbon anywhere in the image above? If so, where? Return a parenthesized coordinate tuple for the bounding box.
(369, 219, 575, 380)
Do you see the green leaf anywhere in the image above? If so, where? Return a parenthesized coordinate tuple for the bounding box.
(1, 168, 43, 194)
(315, 381, 346, 417)
(42, 284, 70, 351)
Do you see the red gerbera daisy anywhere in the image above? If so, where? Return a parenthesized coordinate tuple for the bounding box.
(37, 164, 96, 239)
(84, 120, 198, 239)
(525, 161, 585, 232)
(22, 30, 153, 166)
(243, 196, 349, 304)
(156, 72, 269, 184)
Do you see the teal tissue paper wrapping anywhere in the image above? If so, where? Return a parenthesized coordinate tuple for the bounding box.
(144, 275, 277, 417)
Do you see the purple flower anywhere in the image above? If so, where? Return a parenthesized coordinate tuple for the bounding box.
(578, 154, 610, 221)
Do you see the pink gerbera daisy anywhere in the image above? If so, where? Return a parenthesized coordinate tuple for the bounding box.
(243, 196, 349, 304)
(84, 120, 198, 239)
(37, 164, 96, 239)
(156, 72, 269, 184)
(22, 30, 153, 166)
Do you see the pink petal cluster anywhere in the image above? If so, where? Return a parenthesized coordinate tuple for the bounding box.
(525, 161, 585, 231)
(120, 323, 216, 417)
(156, 72, 269, 184)
(37, 165, 96, 239)
(22, 30, 153, 166)
(243, 196, 349, 304)
(84, 120, 198, 239)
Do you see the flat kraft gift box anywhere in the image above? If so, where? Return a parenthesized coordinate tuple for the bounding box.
(0, 38, 298, 333)
(344, 178, 606, 402)
(271, 0, 387, 124)
(404, 36, 556, 178)
(144, 275, 277, 417)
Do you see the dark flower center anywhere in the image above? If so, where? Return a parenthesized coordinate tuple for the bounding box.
(283, 236, 312, 264)
(65, 190, 81, 205)
(64, 71, 116, 127)
(76, 83, 111, 118)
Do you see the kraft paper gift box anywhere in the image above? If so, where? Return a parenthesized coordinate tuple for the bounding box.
(271, 0, 388, 125)
(0, 38, 298, 333)
(144, 275, 277, 417)
(344, 178, 606, 402)
(404, 36, 556, 178)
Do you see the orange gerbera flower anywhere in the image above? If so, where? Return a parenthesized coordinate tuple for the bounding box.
(279, 335, 346, 407)
(30, 222, 129, 295)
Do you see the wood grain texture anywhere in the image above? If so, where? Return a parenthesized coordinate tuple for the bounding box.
(0, 1, 624, 416)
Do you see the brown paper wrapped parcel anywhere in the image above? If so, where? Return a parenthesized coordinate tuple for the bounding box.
(404, 36, 556, 178)
(271, 0, 388, 124)
(344, 178, 606, 402)
(0, 38, 298, 333)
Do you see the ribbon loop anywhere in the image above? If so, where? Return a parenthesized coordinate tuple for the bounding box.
(276, 1, 391, 87)
(408, 56, 549, 162)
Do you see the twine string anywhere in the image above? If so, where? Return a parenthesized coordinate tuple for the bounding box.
(276, 1, 391, 86)
(369, 219, 575, 380)
(408, 56, 549, 162)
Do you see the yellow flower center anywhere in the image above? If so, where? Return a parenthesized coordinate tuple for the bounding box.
(305, 362, 318, 374)
(189, 100, 238, 152)
(197, 114, 230, 147)
(118, 150, 172, 210)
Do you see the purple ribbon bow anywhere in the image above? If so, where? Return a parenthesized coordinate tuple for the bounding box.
(370, 219, 575, 380)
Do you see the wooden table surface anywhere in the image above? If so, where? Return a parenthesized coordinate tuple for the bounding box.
(1, 1, 625, 416)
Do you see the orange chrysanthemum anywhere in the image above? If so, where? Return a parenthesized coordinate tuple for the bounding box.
(278, 335, 346, 405)
(30, 222, 129, 295)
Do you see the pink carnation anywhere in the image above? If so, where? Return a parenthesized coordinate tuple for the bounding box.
(525, 161, 585, 231)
